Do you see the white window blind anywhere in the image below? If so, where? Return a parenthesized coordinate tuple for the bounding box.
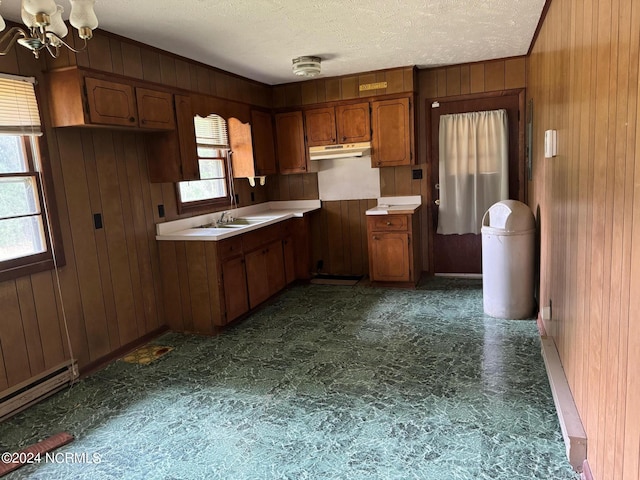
(0, 74, 42, 136)
(194, 114, 228, 148)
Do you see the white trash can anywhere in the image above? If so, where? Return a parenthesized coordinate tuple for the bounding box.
(481, 200, 536, 319)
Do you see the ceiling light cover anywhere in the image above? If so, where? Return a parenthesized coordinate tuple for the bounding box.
(292, 56, 321, 77)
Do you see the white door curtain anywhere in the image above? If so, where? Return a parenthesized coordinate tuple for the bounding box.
(437, 109, 509, 235)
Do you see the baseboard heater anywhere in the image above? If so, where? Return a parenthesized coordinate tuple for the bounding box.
(540, 337, 587, 471)
(0, 360, 77, 422)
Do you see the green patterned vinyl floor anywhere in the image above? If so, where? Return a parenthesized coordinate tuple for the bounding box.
(0, 278, 579, 479)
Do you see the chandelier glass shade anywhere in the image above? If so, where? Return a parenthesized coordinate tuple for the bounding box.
(0, 0, 98, 59)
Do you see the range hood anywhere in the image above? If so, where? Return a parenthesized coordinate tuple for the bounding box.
(309, 142, 371, 160)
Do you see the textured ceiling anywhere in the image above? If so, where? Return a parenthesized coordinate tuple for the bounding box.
(1, 0, 546, 85)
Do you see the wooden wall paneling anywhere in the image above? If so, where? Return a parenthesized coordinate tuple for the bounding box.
(204, 242, 223, 326)
(272, 86, 286, 109)
(355, 74, 374, 99)
(214, 72, 229, 99)
(324, 201, 344, 274)
(284, 84, 302, 106)
(339, 201, 351, 274)
(72, 32, 90, 68)
(136, 137, 165, 331)
(386, 69, 404, 94)
(92, 131, 139, 346)
(379, 167, 396, 197)
(57, 129, 110, 361)
(161, 183, 179, 221)
(227, 74, 241, 102)
(0, 45, 20, 74)
(29, 272, 65, 368)
(188, 63, 199, 92)
(393, 166, 413, 196)
(403, 67, 415, 92)
(196, 66, 211, 96)
(79, 130, 120, 353)
(157, 242, 183, 331)
(174, 59, 192, 91)
(0, 340, 7, 391)
(484, 61, 506, 91)
(174, 242, 193, 331)
(469, 64, 485, 93)
(346, 201, 364, 274)
(113, 133, 147, 338)
(141, 50, 162, 84)
(436, 70, 447, 97)
(301, 82, 318, 105)
(184, 242, 213, 334)
(505, 58, 526, 89)
(121, 132, 159, 334)
(44, 129, 89, 367)
(302, 173, 319, 199)
(325, 78, 341, 102)
(314, 79, 326, 104)
(159, 55, 178, 88)
(120, 43, 144, 80)
(460, 65, 471, 95)
(14, 277, 45, 375)
(109, 38, 124, 76)
(278, 175, 291, 201)
(288, 174, 304, 200)
(87, 33, 113, 72)
(445, 67, 461, 97)
(0, 281, 32, 386)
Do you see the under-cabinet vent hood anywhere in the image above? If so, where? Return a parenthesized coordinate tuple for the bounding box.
(309, 142, 371, 160)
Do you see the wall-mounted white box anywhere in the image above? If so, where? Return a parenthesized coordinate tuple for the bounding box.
(545, 130, 557, 158)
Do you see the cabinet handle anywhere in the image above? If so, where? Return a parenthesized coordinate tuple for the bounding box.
(386, 221, 391, 226)
(129, 116, 136, 122)
(376, 161, 381, 166)
(342, 136, 347, 141)
(373, 236, 378, 240)
(301, 166, 306, 171)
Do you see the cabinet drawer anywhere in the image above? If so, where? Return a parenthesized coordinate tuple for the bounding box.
(217, 238, 242, 260)
(242, 223, 282, 252)
(368, 215, 409, 231)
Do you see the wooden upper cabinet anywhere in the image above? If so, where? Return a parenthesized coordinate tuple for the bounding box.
(229, 110, 277, 178)
(136, 88, 175, 130)
(336, 102, 371, 143)
(304, 107, 336, 146)
(147, 94, 199, 183)
(251, 110, 277, 176)
(275, 111, 307, 174)
(46, 67, 175, 131)
(371, 97, 413, 167)
(85, 77, 138, 127)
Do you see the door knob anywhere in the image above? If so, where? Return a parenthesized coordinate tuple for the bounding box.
(435, 199, 441, 206)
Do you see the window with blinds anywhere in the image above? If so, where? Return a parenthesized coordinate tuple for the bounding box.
(0, 73, 53, 281)
(177, 114, 230, 209)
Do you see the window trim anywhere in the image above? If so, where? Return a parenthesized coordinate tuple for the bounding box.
(0, 133, 65, 283)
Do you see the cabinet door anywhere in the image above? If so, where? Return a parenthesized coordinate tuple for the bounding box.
(283, 236, 296, 285)
(245, 248, 270, 308)
(371, 97, 412, 167)
(275, 111, 307, 174)
(304, 107, 336, 146)
(336, 102, 370, 143)
(221, 255, 249, 324)
(265, 240, 286, 294)
(369, 232, 411, 282)
(228, 118, 255, 178)
(251, 110, 277, 176)
(85, 77, 138, 127)
(136, 88, 176, 130)
(175, 94, 199, 180)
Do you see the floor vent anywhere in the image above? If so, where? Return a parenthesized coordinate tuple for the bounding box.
(540, 337, 587, 471)
(0, 360, 77, 422)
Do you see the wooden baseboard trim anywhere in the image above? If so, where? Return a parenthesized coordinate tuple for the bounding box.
(580, 460, 594, 480)
(79, 326, 169, 378)
(537, 312, 547, 336)
(540, 336, 587, 471)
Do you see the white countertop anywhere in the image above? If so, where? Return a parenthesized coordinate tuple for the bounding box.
(365, 195, 422, 215)
(156, 200, 321, 241)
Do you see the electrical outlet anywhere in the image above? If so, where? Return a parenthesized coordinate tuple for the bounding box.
(157, 204, 165, 218)
(412, 169, 423, 180)
(93, 213, 103, 229)
(541, 306, 552, 321)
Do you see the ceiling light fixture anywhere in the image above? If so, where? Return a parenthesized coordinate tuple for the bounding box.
(0, 0, 98, 59)
(292, 56, 321, 77)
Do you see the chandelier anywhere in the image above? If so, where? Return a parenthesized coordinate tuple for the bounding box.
(0, 0, 98, 59)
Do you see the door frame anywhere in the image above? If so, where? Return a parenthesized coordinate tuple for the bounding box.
(425, 88, 526, 274)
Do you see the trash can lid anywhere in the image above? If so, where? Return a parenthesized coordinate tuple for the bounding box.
(482, 200, 535, 232)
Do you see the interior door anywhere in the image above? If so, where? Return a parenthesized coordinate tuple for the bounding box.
(429, 92, 523, 274)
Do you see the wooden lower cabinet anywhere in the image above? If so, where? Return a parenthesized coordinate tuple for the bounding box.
(367, 211, 421, 285)
(158, 219, 307, 333)
(221, 255, 249, 323)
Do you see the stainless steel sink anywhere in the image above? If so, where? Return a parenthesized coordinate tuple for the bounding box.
(198, 217, 267, 229)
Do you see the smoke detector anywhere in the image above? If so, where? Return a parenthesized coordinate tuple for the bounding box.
(292, 56, 321, 77)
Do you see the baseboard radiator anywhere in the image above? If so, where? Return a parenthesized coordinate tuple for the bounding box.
(0, 360, 77, 422)
(540, 337, 587, 471)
